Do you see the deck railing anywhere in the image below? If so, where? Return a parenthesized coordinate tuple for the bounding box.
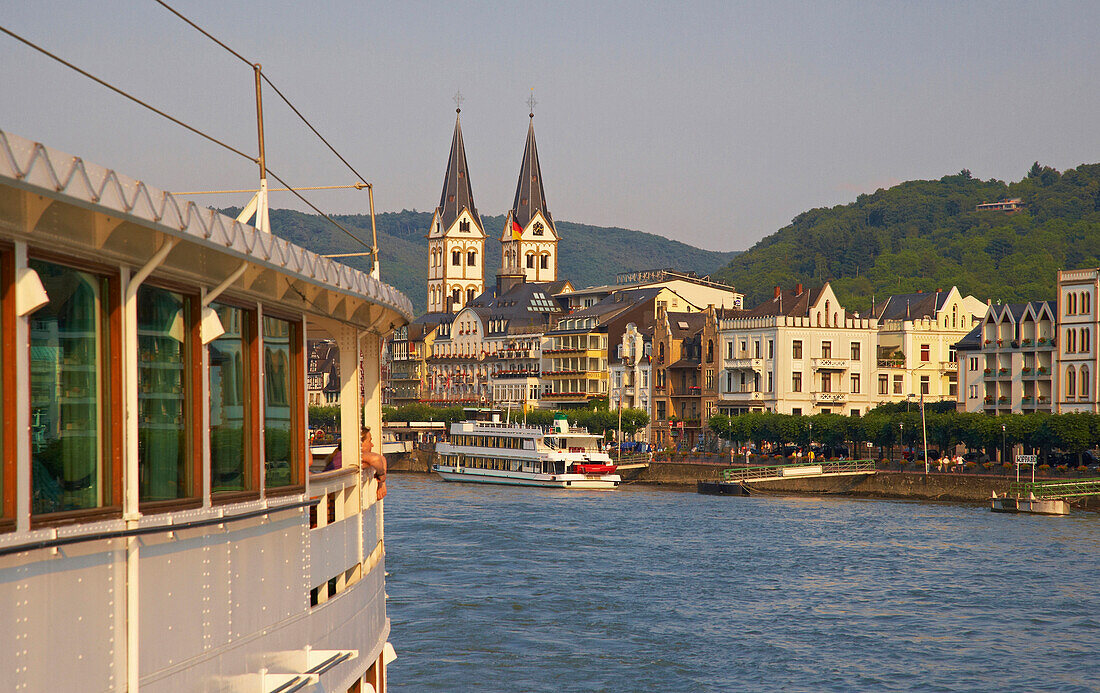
(721, 459, 876, 483)
(1006, 477, 1100, 499)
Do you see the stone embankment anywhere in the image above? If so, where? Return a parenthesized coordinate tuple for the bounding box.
(632, 460, 1100, 509)
(386, 448, 434, 473)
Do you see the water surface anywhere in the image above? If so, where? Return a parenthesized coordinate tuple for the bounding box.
(385, 475, 1099, 692)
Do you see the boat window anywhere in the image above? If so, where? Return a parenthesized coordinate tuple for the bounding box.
(137, 284, 200, 505)
(208, 302, 258, 497)
(29, 258, 120, 518)
(263, 315, 303, 490)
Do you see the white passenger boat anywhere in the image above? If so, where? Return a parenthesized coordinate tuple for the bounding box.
(433, 411, 621, 489)
(0, 129, 411, 692)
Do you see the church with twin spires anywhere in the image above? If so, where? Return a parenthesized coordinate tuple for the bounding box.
(425, 107, 559, 314)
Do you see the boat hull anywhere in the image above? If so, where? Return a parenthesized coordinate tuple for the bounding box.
(433, 465, 620, 489)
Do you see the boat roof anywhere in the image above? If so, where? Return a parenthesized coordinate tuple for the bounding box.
(0, 130, 413, 329)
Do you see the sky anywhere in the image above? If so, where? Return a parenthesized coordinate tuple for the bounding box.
(3, 1, 1100, 252)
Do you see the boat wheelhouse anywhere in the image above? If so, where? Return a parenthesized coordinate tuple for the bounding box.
(433, 411, 621, 489)
(0, 130, 411, 692)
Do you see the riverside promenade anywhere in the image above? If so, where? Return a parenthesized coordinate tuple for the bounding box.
(384, 446, 1100, 509)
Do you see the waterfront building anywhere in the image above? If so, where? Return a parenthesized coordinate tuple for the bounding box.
(426, 107, 485, 313)
(609, 322, 654, 440)
(558, 268, 743, 313)
(307, 339, 342, 406)
(387, 320, 440, 405)
(955, 302, 1057, 413)
(0, 131, 409, 691)
(424, 275, 570, 407)
(651, 306, 720, 449)
(499, 112, 559, 283)
(717, 283, 880, 417)
(1057, 268, 1099, 412)
(541, 287, 690, 409)
(870, 287, 985, 405)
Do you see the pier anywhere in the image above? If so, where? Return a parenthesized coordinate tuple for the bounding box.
(698, 459, 876, 495)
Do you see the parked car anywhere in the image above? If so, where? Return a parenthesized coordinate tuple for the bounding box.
(963, 451, 990, 464)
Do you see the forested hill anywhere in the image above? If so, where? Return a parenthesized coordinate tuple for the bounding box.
(711, 163, 1100, 309)
(232, 208, 738, 312)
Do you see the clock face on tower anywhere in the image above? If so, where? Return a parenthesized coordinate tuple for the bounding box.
(532, 221, 544, 236)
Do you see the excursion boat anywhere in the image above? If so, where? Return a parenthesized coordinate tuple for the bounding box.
(433, 411, 621, 489)
(0, 129, 411, 692)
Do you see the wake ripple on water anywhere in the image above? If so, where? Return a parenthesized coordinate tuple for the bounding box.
(384, 476, 1100, 692)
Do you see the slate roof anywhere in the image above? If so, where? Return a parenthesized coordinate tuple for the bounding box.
(872, 291, 949, 321)
(436, 111, 482, 232)
(463, 281, 567, 335)
(510, 116, 553, 231)
(546, 287, 663, 334)
(743, 285, 825, 318)
(954, 325, 983, 352)
(989, 300, 1056, 321)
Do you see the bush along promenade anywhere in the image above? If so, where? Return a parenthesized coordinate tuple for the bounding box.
(706, 405, 1100, 473)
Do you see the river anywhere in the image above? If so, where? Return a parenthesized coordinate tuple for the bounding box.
(384, 474, 1099, 692)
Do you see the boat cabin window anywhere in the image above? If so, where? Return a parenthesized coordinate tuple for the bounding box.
(262, 315, 304, 491)
(28, 258, 121, 520)
(208, 302, 259, 498)
(137, 284, 201, 506)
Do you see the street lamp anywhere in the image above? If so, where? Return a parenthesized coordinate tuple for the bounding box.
(1002, 423, 1007, 464)
(899, 422, 904, 461)
(808, 421, 813, 457)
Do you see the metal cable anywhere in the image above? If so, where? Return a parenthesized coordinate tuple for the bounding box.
(3, 17, 374, 252)
(0, 24, 258, 164)
(259, 74, 371, 187)
(154, 0, 373, 188)
(152, 0, 253, 67)
(265, 167, 373, 249)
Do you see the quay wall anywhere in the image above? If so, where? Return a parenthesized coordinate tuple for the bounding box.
(387, 449, 434, 473)
(634, 461, 1100, 509)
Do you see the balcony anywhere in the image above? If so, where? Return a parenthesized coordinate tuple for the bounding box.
(722, 389, 764, 401)
(877, 358, 904, 369)
(942, 362, 958, 371)
(671, 385, 703, 397)
(812, 358, 848, 371)
(541, 391, 590, 401)
(813, 392, 847, 403)
(726, 358, 763, 370)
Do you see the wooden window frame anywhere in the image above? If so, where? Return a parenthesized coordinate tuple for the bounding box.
(28, 251, 124, 528)
(210, 297, 262, 505)
(1, 248, 15, 531)
(138, 278, 204, 514)
(262, 307, 306, 497)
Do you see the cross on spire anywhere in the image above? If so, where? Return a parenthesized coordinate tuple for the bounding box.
(527, 90, 537, 117)
(453, 90, 464, 113)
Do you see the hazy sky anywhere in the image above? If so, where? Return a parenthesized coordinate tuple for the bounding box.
(4, 1, 1100, 252)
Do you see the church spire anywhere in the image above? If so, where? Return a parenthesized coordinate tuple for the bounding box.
(437, 107, 481, 232)
(510, 113, 552, 231)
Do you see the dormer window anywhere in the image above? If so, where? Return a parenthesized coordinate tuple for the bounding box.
(448, 195, 455, 203)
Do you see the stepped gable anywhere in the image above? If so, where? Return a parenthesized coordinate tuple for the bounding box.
(437, 110, 481, 232)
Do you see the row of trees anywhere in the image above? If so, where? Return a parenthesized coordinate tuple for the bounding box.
(382, 402, 650, 437)
(707, 409, 1100, 462)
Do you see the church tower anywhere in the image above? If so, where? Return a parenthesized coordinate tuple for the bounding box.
(427, 106, 485, 313)
(500, 111, 558, 283)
